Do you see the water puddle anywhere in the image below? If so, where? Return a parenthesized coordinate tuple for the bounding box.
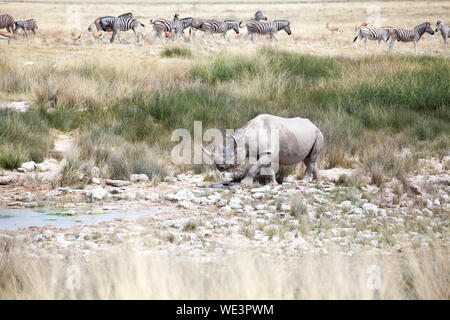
(0, 207, 157, 231)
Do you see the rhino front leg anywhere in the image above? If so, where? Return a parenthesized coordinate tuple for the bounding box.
(241, 154, 277, 186)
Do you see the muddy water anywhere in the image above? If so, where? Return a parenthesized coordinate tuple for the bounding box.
(0, 208, 157, 230)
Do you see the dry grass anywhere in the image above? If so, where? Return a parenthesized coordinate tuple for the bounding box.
(0, 238, 447, 299)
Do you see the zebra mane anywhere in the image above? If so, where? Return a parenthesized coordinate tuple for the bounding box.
(224, 20, 238, 24)
(118, 12, 133, 19)
(414, 22, 430, 30)
(274, 20, 290, 29)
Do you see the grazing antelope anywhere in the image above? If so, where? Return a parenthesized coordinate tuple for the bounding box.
(388, 22, 435, 53)
(14, 19, 38, 39)
(435, 20, 449, 45)
(326, 23, 343, 33)
(71, 31, 82, 45)
(0, 31, 14, 46)
(0, 14, 15, 33)
(88, 23, 104, 42)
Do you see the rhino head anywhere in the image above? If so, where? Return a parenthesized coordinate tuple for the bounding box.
(202, 134, 239, 172)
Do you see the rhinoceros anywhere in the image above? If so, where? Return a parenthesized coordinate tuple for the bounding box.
(202, 114, 324, 185)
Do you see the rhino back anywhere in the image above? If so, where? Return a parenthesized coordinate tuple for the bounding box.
(242, 114, 321, 165)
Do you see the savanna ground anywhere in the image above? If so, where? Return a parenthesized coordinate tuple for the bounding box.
(0, 0, 449, 299)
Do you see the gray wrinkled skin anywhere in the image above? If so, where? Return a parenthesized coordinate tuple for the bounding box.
(202, 114, 325, 186)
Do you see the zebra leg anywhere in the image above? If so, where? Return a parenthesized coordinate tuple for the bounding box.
(244, 32, 249, 42)
(251, 33, 255, 42)
(24, 30, 28, 41)
(110, 31, 116, 43)
(133, 28, 139, 42)
(388, 39, 395, 52)
(413, 41, 417, 53)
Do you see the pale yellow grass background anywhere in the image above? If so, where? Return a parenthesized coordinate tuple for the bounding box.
(1, 0, 449, 56)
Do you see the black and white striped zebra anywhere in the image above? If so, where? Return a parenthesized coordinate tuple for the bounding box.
(0, 14, 15, 33)
(353, 26, 391, 49)
(200, 19, 242, 41)
(244, 19, 291, 42)
(93, 13, 144, 43)
(149, 13, 181, 42)
(388, 22, 435, 52)
(14, 19, 38, 39)
(435, 21, 449, 45)
(173, 17, 194, 41)
(116, 12, 145, 42)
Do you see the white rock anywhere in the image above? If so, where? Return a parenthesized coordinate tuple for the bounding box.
(43, 230, 54, 239)
(87, 187, 109, 201)
(35, 163, 50, 172)
(91, 177, 101, 184)
(178, 200, 192, 209)
(130, 174, 149, 183)
(250, 186, 269, 193)
(425, 199, 433, 209)
(362, 203, 378, 213)
(252, 192, 264, 199)
(20, 161, 36, 172)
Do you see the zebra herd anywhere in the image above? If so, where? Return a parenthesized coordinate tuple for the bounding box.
(1, 11, 449, 52)
(354, 21, 447, 52)
(147, 11, 290, 43)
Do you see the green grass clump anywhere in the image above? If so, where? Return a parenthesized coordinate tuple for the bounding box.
(161, 47, 192, 58)
(0, 110, 52, 169)
(191, 56, 262, 84)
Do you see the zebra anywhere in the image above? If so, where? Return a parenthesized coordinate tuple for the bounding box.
(14, 19, 38, 40)
(244, 20, 291, 42)
(174, 17, 194, 41)
(149, 13, 180, 42)
(200, 19, 242, 41)
(190, 18, 212, 40)
(116, 12, 145, 42)
(244, 11, 269, 41)
(435, 21, 449, 45)
(353, 26, 391, 49)
(93, 13, 144, 43)
(0, 14, 15, 33)
(388, 22, 435, 52)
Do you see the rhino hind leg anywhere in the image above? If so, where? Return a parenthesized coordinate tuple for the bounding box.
(302, 131, 324, 182)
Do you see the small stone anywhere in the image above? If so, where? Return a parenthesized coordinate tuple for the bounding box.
(91, 177, 101, 184)
(104, 179, 132, 187)
(130, 174, 149, 183)
(35, 163, 50, 172)
(362, 203, 378, 213)
(252, 192, 264, 199)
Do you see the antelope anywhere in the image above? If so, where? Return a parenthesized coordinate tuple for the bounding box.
(0, 31, 14, 46)
(71, 31, 82, 45)
(326, 23, 343, 33)
(88, 23, 104, 42)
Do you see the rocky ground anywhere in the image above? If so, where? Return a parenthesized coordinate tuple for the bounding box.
(0, 153, 448, 261)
